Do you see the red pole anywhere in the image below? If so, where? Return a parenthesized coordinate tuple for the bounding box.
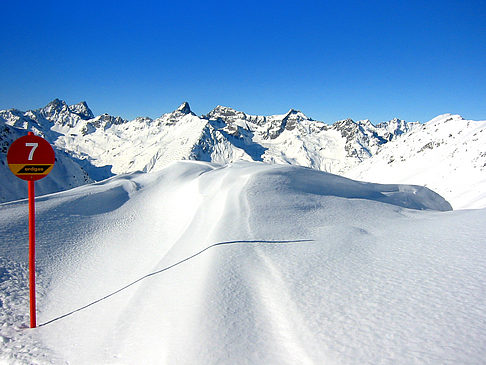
(28, 179, 36, 328)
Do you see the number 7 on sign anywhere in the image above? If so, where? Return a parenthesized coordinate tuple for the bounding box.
(25, 143, 38, 161)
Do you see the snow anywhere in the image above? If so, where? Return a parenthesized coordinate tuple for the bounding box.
(2, 101, 485, 210)
(0, 123, 92, 203)
(1, 161, 485, 364)
(345, 114, 486, 209)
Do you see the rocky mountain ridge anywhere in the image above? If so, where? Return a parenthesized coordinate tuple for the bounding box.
(1, 99, 485, 208)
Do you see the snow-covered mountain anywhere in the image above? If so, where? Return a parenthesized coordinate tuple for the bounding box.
(344, 114, 486, 209)
(0, 119, 92, 203)
(1, 99, 484, 209)
(1, 161, 485, 364)
(203, 105, 417, 173)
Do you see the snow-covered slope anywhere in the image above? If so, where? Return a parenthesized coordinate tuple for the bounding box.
(1, 100, 483, 209)
(52, 103, 210, 175)
(345, 114, 486, 209)
(1, 161, 485, 364)
(0, 122, 92, 203)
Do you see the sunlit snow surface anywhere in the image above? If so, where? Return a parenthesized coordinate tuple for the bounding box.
(0, 161, 485, 364)
(345, 114, 486, 210)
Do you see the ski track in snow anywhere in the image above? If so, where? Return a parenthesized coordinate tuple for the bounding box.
(0, 161, 485, 364)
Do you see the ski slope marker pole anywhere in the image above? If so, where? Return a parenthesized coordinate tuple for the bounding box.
(7, 132, 55, 328)
(28, 180, 36, 327)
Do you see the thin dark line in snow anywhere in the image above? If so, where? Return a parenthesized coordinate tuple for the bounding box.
(38, 239, 313, 327)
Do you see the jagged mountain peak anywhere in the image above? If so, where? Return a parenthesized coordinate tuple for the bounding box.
(213, 105, 233, 111)
(203, 106, 254, 129)
(156, 102, 197, 124)
(134, 116, 154, 123)
(69, 101, 94, 120)
(333, 118, 356, 128)
(206, 105, 244, 118)
(357, 119, 373, 126)
(176, 101, 193, 115)
(286, 108, 302, 115)
(36, 99, 96, 126)
(1, 99, 485, 210)
(47, 98, 67, 107)
(282, 108, 311, 121)
(376, 118, 414, 134)
(41, 98, 69, 114)
(333, 118, 379, 129)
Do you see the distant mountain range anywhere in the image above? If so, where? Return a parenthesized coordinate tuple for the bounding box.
(1, 99, 485, 209)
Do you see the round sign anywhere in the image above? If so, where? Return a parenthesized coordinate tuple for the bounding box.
(7, 133, 55, 181)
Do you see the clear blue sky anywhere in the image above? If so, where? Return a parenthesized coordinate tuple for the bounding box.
(1, 0, 485, 123)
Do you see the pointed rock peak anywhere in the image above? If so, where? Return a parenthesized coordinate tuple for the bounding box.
(39, 99, 70, 118)
(176, 102, 193, 115)
(213, 105, 239, 114)
(73, 101, 89, 110)
(357, 119, 374, 127)
(284, 108, 310, 120)
(70, 101, 94, 120)
(378, 118, 408, 129)
(208, 105, 240, 116)
(214, 105, 236, 112)
(203, 105, 249, 122)
(332, 118, 359, 130)
(337, 118, 355, 125)
(45, 98, 68, 111)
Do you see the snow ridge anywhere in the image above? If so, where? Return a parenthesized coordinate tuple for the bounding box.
(0, 161, 484, 364)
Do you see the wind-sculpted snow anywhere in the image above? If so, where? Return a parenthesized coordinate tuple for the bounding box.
(1, 161, 485, 364)
(253, 165, 452, 211)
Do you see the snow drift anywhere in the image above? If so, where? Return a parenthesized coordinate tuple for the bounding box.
(0, 162, 485, 364)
